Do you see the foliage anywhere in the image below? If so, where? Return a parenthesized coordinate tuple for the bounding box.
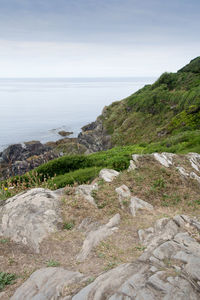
(48, 167, 102, 189)
(0, 272, 16, 291)
(101, 57, 200, 146)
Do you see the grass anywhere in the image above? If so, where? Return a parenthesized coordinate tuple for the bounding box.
(46, 260, 60, 267)
(63, 222, 75, 230)
(101, 58, 200, 146)
(0, 272, 16, 291)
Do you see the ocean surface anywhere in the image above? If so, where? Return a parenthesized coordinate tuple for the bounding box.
(0, 77, 156, 151)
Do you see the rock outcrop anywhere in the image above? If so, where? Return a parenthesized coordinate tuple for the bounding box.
(99, 169, 120, 182)
(0, 188, 62, 252)
(78, 117, 111, 153)
(10, 268, 87, 300)
(11, 215, 200, 299)
(73, 215, 200, 300)
(115, 184, 154, 215)
(76, 213, 120, 262)
(75, 183, 98, 207)
(0, 141, 59, 180)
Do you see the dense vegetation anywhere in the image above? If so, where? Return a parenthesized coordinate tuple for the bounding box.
(101, 57, 200, 146)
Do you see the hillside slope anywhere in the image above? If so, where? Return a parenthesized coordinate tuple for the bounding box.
(78, 57, 200, 150)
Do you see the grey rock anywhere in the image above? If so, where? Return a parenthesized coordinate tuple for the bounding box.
(187, 152, 200, 172)
(153, 152, 175, 168)
(78, 218, 100, 234)
(76, 183, 98, 207)
(0, 142, 59, 179)
(115, 184, 131, 209)
(13, 215, 200, 300)
(176, 166, 189, 177)
(128, 159, 137, 171)
(76, 214, 120, 261)
(10, 267, 86, 300)
(190, 172, 200, 184)
(0, 188, 62, 252)
(99, 169, 119, 182)
(78, 118, 111, 153)
(130, 196, 153, 216)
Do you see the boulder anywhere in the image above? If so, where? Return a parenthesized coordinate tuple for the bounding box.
(99, 169, 119, 182)
(0, 188, 62, 252)
(75, 183, 98, 207)
(76, 214, 120, 261)
(115, 184, 131, 209)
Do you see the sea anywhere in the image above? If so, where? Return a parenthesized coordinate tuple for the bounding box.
(0, 77, 156, 151)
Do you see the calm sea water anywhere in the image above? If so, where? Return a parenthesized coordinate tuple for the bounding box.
(0, 77, 155, 151)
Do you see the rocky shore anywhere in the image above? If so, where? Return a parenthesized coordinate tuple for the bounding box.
(0, 110, 111, 180)
(0, 141, 59, 180)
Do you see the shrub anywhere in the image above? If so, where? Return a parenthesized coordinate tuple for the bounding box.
(48, 167, 102, 189)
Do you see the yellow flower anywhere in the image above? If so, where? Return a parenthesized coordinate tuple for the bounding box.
(4, 187, 8, 191)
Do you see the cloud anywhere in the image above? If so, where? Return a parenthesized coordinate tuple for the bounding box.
(0, 39, 199, 78)
(0, 0, 199, 77)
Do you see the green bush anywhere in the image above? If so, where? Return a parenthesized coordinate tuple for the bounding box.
(48, 167, 102, 189)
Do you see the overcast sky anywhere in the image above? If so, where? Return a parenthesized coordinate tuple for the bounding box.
(0, 0, 199, 78)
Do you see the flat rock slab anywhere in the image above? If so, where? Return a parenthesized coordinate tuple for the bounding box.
(99, 169, 119, 182)
(10, 267, 86, 300)
(0, 188, 62, 252)
(76, 213, 120, 261)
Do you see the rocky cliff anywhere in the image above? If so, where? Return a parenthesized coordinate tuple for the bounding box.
(78, 113, 112, 153)
(0, 141, 59, 180)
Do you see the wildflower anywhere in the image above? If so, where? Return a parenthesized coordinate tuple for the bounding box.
(4, 187, 8, 191)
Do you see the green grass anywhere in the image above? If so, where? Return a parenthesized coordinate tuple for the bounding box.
(46, 260, 60, 267)
(0, 272, 16, 291)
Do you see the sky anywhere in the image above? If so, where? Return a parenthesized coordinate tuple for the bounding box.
(0, 0, 199, 78)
